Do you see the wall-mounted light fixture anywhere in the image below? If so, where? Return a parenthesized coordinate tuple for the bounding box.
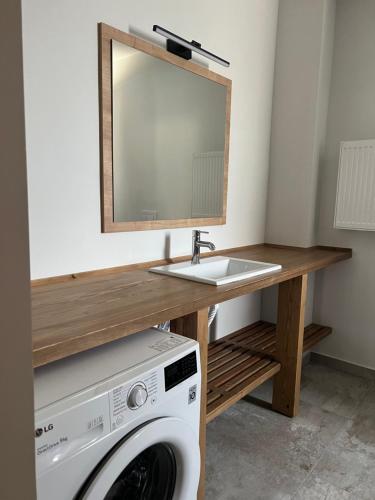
(153, 25, 230, 67)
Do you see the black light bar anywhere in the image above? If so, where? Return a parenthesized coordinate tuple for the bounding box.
(153, 25, 230, 67)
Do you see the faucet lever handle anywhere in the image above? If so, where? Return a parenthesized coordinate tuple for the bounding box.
(193, 229, 208, 242)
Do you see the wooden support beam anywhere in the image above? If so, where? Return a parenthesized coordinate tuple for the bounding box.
(171, 308, 209, 500)
(272, 274, 307, 417)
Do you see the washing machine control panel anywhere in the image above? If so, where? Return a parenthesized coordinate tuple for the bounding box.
(109, 370, 158, 429)
(127, 382, 148, 409)
(164, 351, 198, 392)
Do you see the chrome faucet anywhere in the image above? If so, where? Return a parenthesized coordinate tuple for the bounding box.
(192, 230, 216, 264)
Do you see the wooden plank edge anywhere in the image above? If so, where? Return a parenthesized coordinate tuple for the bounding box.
(31, 244, 264, 287)
(206, 363, 280, 423)
(31, 244, 352, 287)
(303, 326, 332, 352)
(210, 321, 332, 355)
(264, 243, 352, 254)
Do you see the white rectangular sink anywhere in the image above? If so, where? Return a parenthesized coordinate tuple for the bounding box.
(149, 256, 282, 286)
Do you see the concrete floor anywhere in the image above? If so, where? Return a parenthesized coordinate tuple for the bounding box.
(206, 361, 375, 499)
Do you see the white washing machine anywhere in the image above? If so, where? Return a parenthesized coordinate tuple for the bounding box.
(34, 328, 201, 500)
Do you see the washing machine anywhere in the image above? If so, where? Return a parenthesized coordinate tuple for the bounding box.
(34, 327, 201, 500)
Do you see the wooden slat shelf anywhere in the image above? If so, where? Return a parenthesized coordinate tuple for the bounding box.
(206, 321, 332, 422)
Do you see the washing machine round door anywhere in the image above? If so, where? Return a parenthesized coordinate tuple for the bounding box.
(78, 417, 200, 500)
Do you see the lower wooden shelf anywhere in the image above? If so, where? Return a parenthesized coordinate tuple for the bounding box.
(206, 320, 332, 423)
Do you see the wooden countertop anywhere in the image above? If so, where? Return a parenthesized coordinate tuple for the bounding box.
(31, 244, 351, 368)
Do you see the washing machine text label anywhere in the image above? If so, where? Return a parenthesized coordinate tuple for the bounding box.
(87, 415, 104, 431)
(109, 385, 128, 430)
(37, 440, 59, 456)
(149, 335, 187, 353)
(35, 423, 54, 437)
(35, 394, 110, 475)
(109, 373, 158, 430)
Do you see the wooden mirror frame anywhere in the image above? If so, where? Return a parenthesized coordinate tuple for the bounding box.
(99, 23, 232, 232)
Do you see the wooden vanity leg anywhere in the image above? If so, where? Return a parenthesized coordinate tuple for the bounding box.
(170, 308, 209, 500)
(272, 274, 307, 417)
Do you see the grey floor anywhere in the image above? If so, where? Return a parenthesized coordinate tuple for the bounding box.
(205, 361, 375, 500)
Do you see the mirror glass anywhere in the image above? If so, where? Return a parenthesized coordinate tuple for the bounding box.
(112, 40, 228, 223)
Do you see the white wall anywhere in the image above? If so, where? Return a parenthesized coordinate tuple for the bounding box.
(265, 0, 335, 248)
(314, 0, 375, 370)
(262, 0, 335, 325)
(22, 0, 279, 339)
(261, 272, 316, 327)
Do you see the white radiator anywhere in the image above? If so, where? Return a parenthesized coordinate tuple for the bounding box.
(192, 151, 224, 218)
(334, 139, 375, 230)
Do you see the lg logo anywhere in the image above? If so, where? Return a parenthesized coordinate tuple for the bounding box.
(35, 423, 54, 438)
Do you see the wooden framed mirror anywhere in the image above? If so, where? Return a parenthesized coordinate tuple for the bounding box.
(99, 23, 231, 232)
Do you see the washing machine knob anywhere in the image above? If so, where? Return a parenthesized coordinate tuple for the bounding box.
(127, 383, 148, 409)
